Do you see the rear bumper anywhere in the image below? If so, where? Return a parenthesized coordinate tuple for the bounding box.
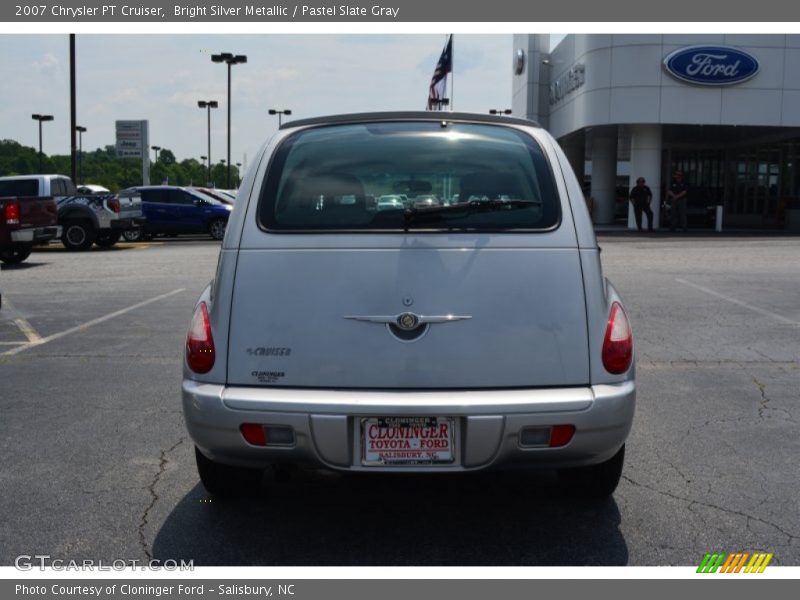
(110, 217, 146, 230)
(182, 381, 635, 472)
(10, 226, 61, 244)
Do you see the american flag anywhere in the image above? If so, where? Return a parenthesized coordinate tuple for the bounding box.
(426, 35, 452, 111)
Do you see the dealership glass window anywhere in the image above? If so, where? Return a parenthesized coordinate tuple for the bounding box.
(669, 128, 800, 225)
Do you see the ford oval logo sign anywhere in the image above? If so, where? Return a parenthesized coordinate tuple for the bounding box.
(663, 46, 759, 86)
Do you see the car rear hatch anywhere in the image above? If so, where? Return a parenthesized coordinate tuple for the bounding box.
(226, 120, 590, 389)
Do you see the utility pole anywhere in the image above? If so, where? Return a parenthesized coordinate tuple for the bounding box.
(70, 34, 77, 183)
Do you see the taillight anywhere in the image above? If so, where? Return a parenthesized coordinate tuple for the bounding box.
(4, 200, 20, 225)
(107, 196, 121, 213)
(602, 302, 633, 374)
(186, 302, 215, 373)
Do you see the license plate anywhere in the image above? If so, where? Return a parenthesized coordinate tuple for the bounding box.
(361, 416, 455, 466)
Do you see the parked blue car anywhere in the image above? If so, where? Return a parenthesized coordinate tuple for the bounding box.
(121, 186, 232, 241)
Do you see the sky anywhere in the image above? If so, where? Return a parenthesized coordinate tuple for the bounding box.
(0, 34, 514, 169)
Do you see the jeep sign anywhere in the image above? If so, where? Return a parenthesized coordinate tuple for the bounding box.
(663, 46, 759, 86)
(115, 120, 150, 185)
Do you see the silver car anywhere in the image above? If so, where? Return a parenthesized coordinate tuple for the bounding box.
(182, 112, 635, 500)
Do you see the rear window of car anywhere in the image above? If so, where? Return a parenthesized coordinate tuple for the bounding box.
(0, 179, 38, 197)
(258, 121, 560, 232)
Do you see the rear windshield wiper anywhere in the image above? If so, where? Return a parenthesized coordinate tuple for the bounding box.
(402, 199, 541, 231)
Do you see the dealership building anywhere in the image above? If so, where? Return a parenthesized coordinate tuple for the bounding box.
(511, 34, 800, 229)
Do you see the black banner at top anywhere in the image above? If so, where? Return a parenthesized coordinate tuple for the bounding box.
(1, 0, 799, 22)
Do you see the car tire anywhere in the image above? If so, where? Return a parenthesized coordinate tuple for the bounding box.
(208, 218, 227, 241)
(195, 446, 263, 497)
(61, 220, 96, 251)
(121, 229, 143, 242)
(558, 445, 625, 501)
(94, 230, 122, 248)
(0, 244, 33, 265)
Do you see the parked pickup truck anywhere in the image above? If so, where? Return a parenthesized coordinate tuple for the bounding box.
(0, 175, 145, 250)
(0, 192, 60, 264)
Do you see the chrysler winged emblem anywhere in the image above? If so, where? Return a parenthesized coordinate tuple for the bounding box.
(397, 312, 419, 331)
(344, 312, 471, 329)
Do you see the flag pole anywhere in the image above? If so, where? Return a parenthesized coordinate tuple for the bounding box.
(449, 34, 454, 111)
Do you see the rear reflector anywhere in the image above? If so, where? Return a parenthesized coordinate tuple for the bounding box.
(186, 302, 215, 374)
(4, 200, 20, 225)
(602, 301, 633, 374)
(549, 425, 576, 448)
(240, 424, 295, 447)
(240, 423, 266, 446)
(519, 425, 576, 448)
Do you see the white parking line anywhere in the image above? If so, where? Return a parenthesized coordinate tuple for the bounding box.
(13, 318, 43, 343)
(0, 288, 186, 357)
(0, 297, 44, 343)
(676, 278, 800, 327)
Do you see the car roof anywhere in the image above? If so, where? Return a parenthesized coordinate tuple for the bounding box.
(0, 174, 70, 181)
(280, 111, 540, 130)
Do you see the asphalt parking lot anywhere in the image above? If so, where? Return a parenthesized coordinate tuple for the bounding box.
(0, 234, 798, 566)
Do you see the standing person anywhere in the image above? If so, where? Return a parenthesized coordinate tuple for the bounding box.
(667, 171, 689, 232)
(629, 177, 654, 231)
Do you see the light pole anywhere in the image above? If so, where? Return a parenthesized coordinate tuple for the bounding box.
(489, 109, 512, 115)
(151, 145, 161, 164)
(235, 162, 242, 187)
(75, 126, 86, 185)
(268, 109, 292, 127)
(211, 52, 247, 188)
(31, 114, 54, 172)
(197, 100, 218, 185)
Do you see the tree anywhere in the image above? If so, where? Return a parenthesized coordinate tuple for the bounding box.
(210, 163, 227, 188)
(159, 148, 176, 166)
(0, 138, 226, 190)
(151, 162, 169, 185)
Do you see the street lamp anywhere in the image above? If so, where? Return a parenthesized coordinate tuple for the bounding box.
(75, 126, 86, 185)
(489, 109, 512, 115)
(268, 109, 292, 127)
(198, 100, 218, 185)
(31, 114, 54, 172)
(151, 145, 161, 164)
(211, 52, 247, 188)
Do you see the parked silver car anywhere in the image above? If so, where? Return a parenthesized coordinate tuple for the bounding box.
(182, 112, 635, 500)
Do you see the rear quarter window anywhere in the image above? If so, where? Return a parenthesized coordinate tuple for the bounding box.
(258, 122, 560, 232)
